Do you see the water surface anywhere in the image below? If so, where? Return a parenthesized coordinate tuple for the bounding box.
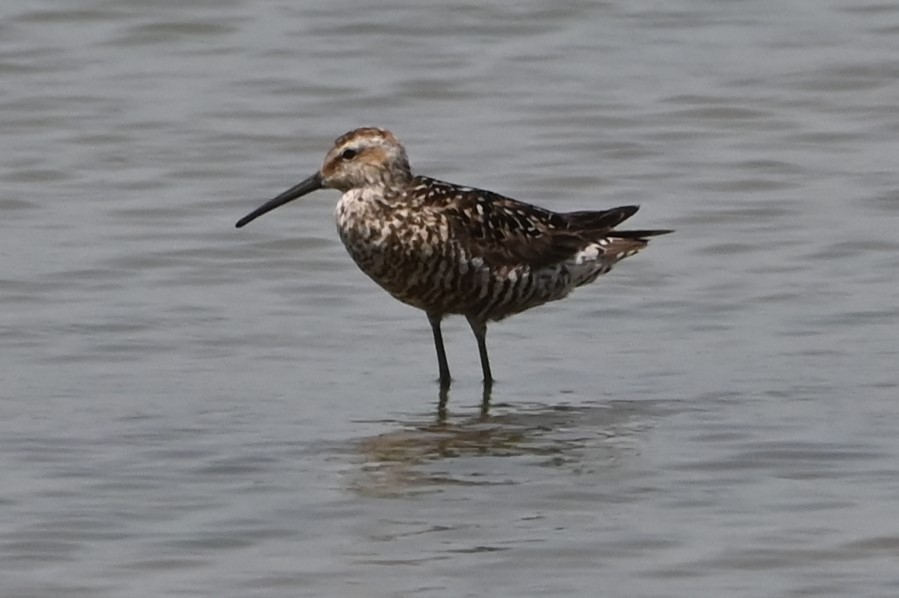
(2, 0, 898, 596)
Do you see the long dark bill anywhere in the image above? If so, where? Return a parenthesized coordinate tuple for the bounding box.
(235, 172, 323, 228)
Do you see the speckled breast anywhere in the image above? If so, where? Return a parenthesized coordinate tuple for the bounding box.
(335, 191, 481, 315)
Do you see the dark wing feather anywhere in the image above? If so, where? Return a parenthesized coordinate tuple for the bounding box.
(563, 207, 669, 265)
(415, 177, 647, 268)
(414, 176, 671, 269)
(432, 189, 573, 267)
(561, 206, 640, 233)
(609, 229, 674, 239)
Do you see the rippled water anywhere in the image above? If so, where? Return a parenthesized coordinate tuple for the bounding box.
(2, 0, 898, 596)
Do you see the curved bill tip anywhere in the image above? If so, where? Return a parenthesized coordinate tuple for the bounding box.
(235, 172, 322, 228)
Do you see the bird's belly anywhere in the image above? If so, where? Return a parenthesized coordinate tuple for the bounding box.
(338, 224, 576, 319)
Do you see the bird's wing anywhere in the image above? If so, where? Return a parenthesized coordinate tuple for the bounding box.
(422, 178, 642, 269)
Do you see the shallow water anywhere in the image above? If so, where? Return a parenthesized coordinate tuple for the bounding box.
(2, 0, 898, 596)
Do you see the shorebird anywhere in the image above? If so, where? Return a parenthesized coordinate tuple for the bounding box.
(236, 127, 670, 390)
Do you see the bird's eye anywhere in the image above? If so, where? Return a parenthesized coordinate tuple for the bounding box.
(341, 148, 357, 160)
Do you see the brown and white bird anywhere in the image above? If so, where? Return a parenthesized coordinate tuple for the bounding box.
(236, 127, 670, 389)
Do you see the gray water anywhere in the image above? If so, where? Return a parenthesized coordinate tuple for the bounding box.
(2, 0, 898, 596)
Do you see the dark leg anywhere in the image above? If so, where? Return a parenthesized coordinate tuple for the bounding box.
(427, 313, 451, 388)
(466, 316, 493, 388)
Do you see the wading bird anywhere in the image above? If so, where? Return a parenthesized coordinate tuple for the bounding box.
(236, 128, 670, 390)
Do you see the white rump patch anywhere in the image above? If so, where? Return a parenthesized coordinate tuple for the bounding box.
(573, 243, 601, 265)
(565, 242, 614, 286)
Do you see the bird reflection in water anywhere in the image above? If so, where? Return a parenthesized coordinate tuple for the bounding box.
(352, 395, 659, 498)
(436, 383, 492, 422)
